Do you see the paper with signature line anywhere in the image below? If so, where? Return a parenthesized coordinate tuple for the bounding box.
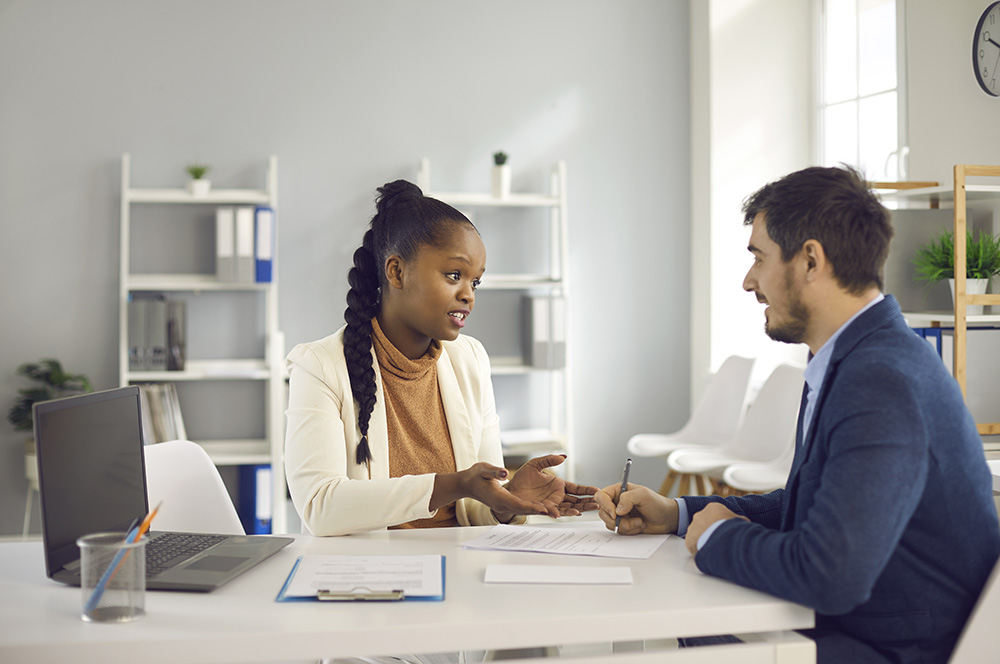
(462, 524, 669, 559)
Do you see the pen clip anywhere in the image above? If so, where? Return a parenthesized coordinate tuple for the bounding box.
(316, 587, 405, 601)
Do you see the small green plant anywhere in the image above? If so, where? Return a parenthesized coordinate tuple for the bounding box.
(912, 229, 1000, 282)
(185, 164, 210, 180)
(7, 359, 93, 433)
(493, 151, 508, 166)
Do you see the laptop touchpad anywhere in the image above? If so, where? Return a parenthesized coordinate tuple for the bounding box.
(185, 556, 247, 572)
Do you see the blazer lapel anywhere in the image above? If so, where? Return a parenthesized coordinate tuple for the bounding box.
(436, 347, 476, 471)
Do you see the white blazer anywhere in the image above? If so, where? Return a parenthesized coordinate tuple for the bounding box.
(284, 326, 517, 536)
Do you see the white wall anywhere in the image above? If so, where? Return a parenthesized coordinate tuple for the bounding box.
(0, 0, 691, 534)
(692, 0, 813, 401)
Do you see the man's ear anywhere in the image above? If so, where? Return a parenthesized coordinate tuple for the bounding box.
(384, 255, 404, 290)
(801, 239, 827, 282)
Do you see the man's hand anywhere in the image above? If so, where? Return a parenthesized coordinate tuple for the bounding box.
(499, 455, 599, 522)
(594, 483, 678, 535)
(686, 502, 748, 557)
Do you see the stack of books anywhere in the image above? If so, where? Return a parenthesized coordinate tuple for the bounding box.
(137, 383, 187, 444)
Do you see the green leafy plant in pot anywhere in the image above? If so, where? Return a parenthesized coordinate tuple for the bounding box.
(7, 359, 93, 454)
(912, 229, 1000, 314)
(491, 151, 510, 199)
(185, 163, 212, 196)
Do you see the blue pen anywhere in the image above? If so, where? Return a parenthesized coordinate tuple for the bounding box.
(83, 524, 142, 614)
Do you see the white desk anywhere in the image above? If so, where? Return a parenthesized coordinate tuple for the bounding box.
(0, 522, 814, 663)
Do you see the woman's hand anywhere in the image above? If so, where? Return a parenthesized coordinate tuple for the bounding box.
(431, 462, 550, 517)
(499, 454, 599, 522)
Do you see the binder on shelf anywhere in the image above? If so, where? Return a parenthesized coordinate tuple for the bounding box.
(276, 554, 445, 602)
(166, 300, 186, 371)
(127, 296, 148, 371)
(146, 297, 168, 372)
(215, 207, 236, 282)
(238, 464, 272, 534)
(235, 206, 256, 284)
(522, 296, 566, 369)
(254, 206, 275, 283)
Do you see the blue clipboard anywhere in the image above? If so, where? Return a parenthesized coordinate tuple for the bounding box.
(276, 555, 445, 602)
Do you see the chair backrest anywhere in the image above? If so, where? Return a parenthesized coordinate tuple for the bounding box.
(721, 363, 804, 463)
(143, 440, 245, 535)
(949, 556, 1000, 663)
(680, 355, 755, 444)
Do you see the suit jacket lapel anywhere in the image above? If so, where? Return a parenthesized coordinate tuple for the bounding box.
(778, 295, 902, 530)
(436, 346, 476, 471)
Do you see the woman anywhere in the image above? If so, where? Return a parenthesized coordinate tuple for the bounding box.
(285, 179, 596, 536)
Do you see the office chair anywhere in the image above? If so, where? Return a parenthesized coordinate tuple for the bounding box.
(720, 441, 796, 496)
(144, 440, 245, 535)
(626, 355, 755, 496)
(667, 363, 804, 495)
(949, 556, 1000, 663)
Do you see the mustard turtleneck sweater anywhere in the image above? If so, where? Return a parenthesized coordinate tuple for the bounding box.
(371, 317, 459, 529)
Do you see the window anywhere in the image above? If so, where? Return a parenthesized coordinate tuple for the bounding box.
(819, 0, 906, 181)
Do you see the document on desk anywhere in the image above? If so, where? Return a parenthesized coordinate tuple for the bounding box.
(276, 555, 445, 602)
(462, 524, 669, 559)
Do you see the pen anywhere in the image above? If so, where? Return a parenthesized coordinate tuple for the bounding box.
(614, 458, 632, 534)
(85, 501, 162, 613)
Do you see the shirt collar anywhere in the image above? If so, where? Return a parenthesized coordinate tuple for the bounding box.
(803, 293, 884, 395)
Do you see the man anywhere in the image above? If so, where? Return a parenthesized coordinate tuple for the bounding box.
(597, 166, 1000, 663)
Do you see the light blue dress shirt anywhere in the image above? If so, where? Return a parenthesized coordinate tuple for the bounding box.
(678, 294, 885, 548)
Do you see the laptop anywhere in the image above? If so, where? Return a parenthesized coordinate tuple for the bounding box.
(34, 386, 293, 592)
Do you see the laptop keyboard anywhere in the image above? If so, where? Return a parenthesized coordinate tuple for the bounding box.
(145, 533, 229, 576)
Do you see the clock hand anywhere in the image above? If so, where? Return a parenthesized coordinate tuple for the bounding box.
(989, 37, 1000, 49)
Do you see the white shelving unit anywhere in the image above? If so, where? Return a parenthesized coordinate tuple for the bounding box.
(417, 159, 573, 477)
(118, 153, 287, 533)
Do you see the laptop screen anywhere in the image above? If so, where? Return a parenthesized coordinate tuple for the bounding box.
(34, 387, 149, 577)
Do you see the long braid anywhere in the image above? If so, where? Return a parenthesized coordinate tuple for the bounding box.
(343, 179, 476, 470)
(343, 229, 380, 468)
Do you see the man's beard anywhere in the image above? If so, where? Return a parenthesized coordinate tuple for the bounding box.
(765, 268, 808, 345)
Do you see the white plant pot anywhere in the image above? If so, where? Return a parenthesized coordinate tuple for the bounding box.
(187, 179, 211, 197)
(491, 165, 510, 199)
(948, 278, 989, 316)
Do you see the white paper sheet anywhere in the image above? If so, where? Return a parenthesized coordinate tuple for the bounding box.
(279, 555, 443, 600)
(462, 524, 669, 559)
(484, 564, 633, 585)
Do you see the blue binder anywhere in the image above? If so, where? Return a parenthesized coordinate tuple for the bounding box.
(254, 206, 275, 283)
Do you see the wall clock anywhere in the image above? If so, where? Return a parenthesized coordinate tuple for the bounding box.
(974, 1, 1000, 96)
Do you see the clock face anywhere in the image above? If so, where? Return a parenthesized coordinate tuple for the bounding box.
(974, 1, 1000, 96)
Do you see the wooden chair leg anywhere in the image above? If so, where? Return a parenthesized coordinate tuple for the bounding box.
(658, 469, 678, 497)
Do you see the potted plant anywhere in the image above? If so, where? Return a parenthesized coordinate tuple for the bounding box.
(491, 151, 510, 199)
(185, 163, 211, 196)
(912, 229, 1000, 315)
(8, 359, 93, 458)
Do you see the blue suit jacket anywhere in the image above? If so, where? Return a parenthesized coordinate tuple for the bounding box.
(685, 296, 1000, 663)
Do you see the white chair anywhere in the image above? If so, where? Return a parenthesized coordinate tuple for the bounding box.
(143, 440, 245, 535)
(949, 557, 1000, 663)
(626, 355, 755, 496)
(721, 441, 796, 494)
(667, 363, 804, 493)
